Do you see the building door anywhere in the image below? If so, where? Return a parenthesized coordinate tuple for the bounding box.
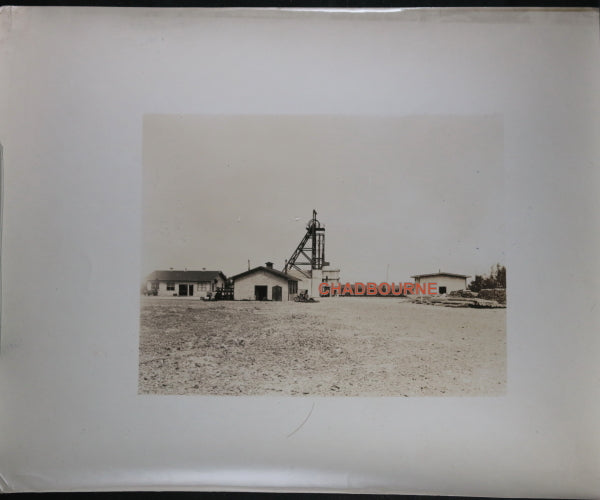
(272, 285, 282, 301)
(254, 285, 268, 301)
(179, 284, 188, 296)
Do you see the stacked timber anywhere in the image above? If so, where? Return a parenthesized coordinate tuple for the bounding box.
(410, 295, 505, 309)
(448, 289, 478, 298)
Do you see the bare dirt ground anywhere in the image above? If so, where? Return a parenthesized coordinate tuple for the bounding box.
(139, 296, 506, 396)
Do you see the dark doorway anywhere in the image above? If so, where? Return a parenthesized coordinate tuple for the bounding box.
(272, 285, 282, 301)
(178, 284, 193, 296)
(255, 285, 268, 301)
(439, 286, 447, 294)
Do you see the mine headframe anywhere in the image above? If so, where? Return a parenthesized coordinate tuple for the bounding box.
(283, 209, 330, 279)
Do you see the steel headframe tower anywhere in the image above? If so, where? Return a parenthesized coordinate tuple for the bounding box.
(283, 209, 329, 278)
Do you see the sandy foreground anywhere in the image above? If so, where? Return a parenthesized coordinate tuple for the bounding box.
(138, 296, 506, 396)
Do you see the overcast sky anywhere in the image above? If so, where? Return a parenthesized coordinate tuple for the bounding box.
(142, 114, 504, 283)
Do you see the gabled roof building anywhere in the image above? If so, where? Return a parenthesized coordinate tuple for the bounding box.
(411, 271, 470, 295)
(230, 262, 299, 301)
(145, 269, 227, 298)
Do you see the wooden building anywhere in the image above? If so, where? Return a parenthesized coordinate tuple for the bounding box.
(145, 270, 227, 298)
(230, 262, 299, 301)
(411, 272, 470, 295)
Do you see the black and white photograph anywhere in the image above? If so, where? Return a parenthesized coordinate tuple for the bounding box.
(139, 114, 506, 396)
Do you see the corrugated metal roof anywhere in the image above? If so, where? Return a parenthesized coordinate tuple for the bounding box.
(146, 270, 226, 282)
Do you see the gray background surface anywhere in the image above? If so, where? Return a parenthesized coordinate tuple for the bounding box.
(0, 7, 599, 496)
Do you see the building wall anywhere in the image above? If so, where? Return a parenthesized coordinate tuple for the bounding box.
(309, 269, 322, 298)
(287, 267, 341, 298)
(414, 275, 467, 294)
(291, 274, 319, 298)
(233, 270, 295, 301)
(287, 270, 310, 295)
(147, 277, 225, 298)
(322, 268, 341, 284)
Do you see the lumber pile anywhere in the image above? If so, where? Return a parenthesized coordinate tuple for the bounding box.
(410, 294, 505, 309)
(448, 289, 478, 298)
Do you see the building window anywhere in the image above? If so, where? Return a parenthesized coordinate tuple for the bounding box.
(166, 282, 175, 291)
(199, 282, 209, 291)
(439, 286, 447, 294)
(288, 281, 298, 294)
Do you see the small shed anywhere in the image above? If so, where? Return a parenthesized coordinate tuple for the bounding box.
(230, 262, 299, 301)
(411, 272, 470, 295)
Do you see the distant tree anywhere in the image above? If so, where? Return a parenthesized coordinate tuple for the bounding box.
(468, 263, 506, 292)
(468, 275, 484, 293)
(494, 263, 506, 288)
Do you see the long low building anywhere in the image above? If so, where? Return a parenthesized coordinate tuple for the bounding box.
(145, 270, 227, 298)
(411, 272, 470, 294)
(230, 262, 299, 301)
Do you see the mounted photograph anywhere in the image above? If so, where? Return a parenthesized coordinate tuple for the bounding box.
(139, 114, 506, 396)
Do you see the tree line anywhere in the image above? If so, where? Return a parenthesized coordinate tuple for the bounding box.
(468, 263, 506, 293)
